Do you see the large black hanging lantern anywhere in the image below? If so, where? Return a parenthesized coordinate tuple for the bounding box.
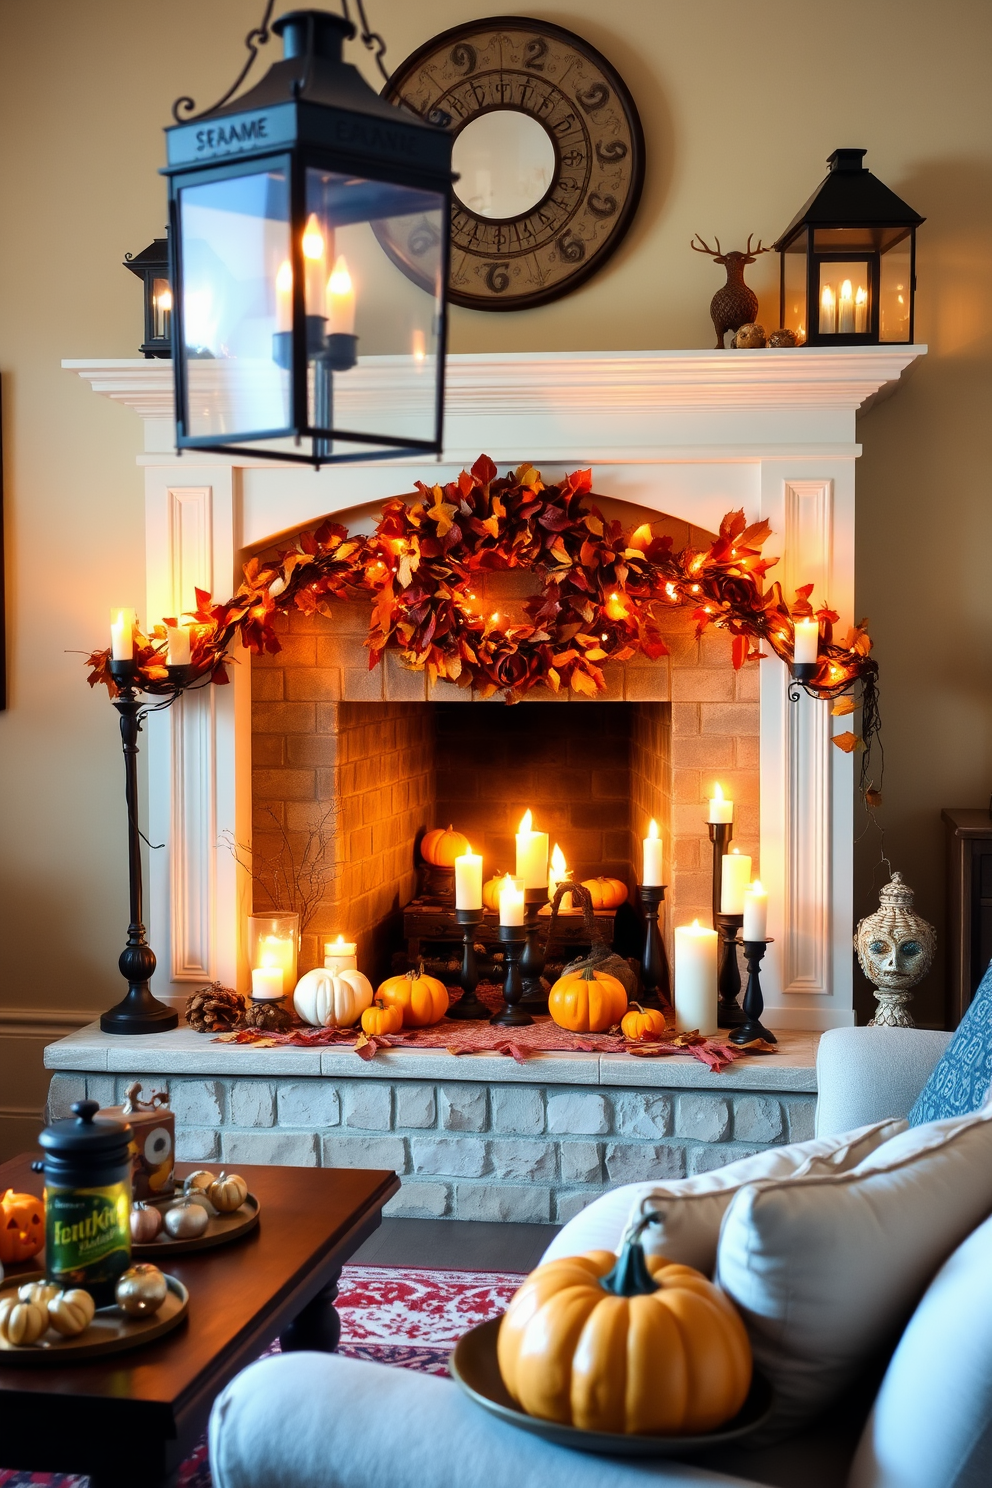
(775, 148, 924, 347)
(162, 7, 454, 466)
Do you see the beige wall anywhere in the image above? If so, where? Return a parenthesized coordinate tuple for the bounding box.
(1, 0, 989, 1153)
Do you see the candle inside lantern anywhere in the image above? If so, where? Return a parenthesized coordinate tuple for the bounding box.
(326, 254, 356, 336)
(707, 783, 734, 825)
(498, 874, 525, 926)
(721, 848, 752, 914)
(820, 282, 837, 334)
(743, 879, 768, 942)
(837, 279, 855, 334)
(605, 591, 628, 622)
(549, 844, 573, 908)
(642, 819, 663, 886)
(258, 933, 295, 983)
(794, 617, 820, 665)
(674, 920, 718, 1035)
(515, 810, 549, 892)
(166, 624, 191, 668)
(275, 259, 293, 333)
(301, 213, 327, 312)
(455, 847, 483, 911)
(323, 935, 358, 973)
(110, 608, 136, 661)
(854, 284, 868, 334)
(251, 967, 284, 1001)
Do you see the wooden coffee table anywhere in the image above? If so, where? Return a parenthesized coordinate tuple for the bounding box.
(0, 1153, 400, 1487)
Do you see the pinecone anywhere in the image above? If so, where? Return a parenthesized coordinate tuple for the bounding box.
(242, 999, 295, 1033)
(185, 982, 246, 1033)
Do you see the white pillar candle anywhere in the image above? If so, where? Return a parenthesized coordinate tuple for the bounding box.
(515, 810, 549, 891)
(498, 874, 525, 926)
(721, 849, 752, 914)
(323, 936, 358, 973)
(110, 608, 136, 661)
(455, 849, 483, 910)
(794, 617, 820, 665)
(854, 284, 868, 333)
(326, 255, 356, 336)
(707, 784, 734, 824)
(820, 282, 836, 334)
(642, 819, 663, 885)
(301, 214, 327, 313)
(251, 967, 284, 1000)
(165, 625, 191, 667)
(837, 279, 855, 334)
(743, 879, 768, 942)
(258, 933, 296, 983)
(674, 921, 718, 1035)
(275, 259, 293, 333)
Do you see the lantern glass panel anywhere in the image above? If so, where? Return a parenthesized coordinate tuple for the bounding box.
(879, 237, 912, 342)
(302, 167, 445, 451)
(178, 167, 292, 440)
(817, 260, 871, 336)
(151, 277, 172, 342)
(782, 239, 808, 343)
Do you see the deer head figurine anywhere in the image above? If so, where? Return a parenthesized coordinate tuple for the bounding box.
(691, 233, 773, 348)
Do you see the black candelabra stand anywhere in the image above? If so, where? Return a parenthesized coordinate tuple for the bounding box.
(637, 885, 670, 1010)
(708, 821, 745, 1028)
(518, 887, 549, 1014)
(491, 924, 533, 1027)
(101, 659, 198, 1035)
(729, 939, 778, 1046)
(446, 907, 488, 1021)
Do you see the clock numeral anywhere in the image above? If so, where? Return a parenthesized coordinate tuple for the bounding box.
(551, 112, 576, 136)
(485, 262, 512, 293)
(587, 193, 618, 218)
(408, 219, 441, 256)
(557, 232, 585, 263)
(524, 36, 548, 70)
(450, 42, 477, 76)
(561, 149, 585, 168)
(595, 139, 628, 165)
(576, 82, 610, 112)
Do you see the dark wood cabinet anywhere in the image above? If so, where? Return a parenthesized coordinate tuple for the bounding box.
(943, 808, 992, 1027)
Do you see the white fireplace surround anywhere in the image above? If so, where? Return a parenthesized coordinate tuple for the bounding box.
(66, 346, 924, 1031)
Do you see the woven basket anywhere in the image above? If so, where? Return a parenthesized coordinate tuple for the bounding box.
(544, 882, 639, 998)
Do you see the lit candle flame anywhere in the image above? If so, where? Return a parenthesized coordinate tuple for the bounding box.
(713, 783, 725, 803)
(855, 285, 867, 308)
(302, 214, 325, 261)
(630, 522, 653, 551)
(550, 843, 567, 878)
(157, 288, 173, 312)
(648, 818, 659, 840)
(750, 879, 765, 894)
(276, 261, 293, 293)
(839, 279, 853, 305)
(519, 809, 533, 835)
(327, 253, 352, 295)
(821, 284, 835, 311)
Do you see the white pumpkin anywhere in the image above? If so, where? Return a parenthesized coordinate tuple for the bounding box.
(293, 967, 374, 1027)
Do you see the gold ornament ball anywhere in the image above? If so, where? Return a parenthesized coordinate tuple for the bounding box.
(116, 1263, 169, 1317)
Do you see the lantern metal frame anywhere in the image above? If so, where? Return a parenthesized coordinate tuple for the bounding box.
(122, 237, 173, 359)
(775, 148, 924, 348)
(160, 8, 454, 468)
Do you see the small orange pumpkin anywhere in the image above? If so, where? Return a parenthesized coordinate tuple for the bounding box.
(482, 874, 505, 912)
(361, 999, 403, 1037)
(548, 967, 628, 1033)
(376, 966, 449, 1027)
(0, 1189, 44, 1264)
(420, 825, 471, 868)
(621, 1003, 668, 1041)
(581, 876, 629, 909)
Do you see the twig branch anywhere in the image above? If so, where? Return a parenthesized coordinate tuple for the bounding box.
(220, 801, 337, 932)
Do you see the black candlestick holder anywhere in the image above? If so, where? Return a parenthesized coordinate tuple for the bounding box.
(729, 939, 778, 1046)
(637, 885, 670, 1009)
(789, 661, 819, 702)
(518, 886, 549, 1014)
(446, 907, 489, 1020)
(707, 820, 733, 923)
(491, 924, 533, 1027)
(714, 911, 746, 1027)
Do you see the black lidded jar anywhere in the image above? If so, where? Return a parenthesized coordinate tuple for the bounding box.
(38, 1099, 133, 1307)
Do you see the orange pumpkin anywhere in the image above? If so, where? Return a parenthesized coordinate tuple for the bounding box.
(420, 825, 471, 868)
(361, 999, 403, 1037)
(581, 876, 629, 909)
(482, 875, 505, 912)
(548, 967, 628, 1033)
(622, 1003, 668, 1041)
(0, 1189, 44, 1264)
(376, 966, 449, 1027)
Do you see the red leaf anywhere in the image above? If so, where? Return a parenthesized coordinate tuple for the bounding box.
(732, 634, 749, 670)
(471, 453, 497, 487)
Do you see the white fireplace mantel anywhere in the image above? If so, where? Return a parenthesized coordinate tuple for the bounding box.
(66, 347, 924, 1031)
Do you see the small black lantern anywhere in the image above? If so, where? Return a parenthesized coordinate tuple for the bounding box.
(123, 237, 173, 358)
(775, 148, 924, 347)
(161, 7, 454, 467)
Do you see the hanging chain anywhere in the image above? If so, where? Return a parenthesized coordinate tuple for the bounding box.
(344, 0, 391, 83)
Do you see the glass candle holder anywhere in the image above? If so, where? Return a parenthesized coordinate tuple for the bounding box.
(247, 913, 300, 996)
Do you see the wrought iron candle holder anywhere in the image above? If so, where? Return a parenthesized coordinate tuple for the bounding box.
(491, 924, 533, 1027)
(446, 907, 489, 1021)
(518, 887, 549, 1014)
(729, 939, 778, 1046)
(707, 820, 733, 917)
(637, 884, 670, 1009)
(714, 911, 746, 1027)
(788, 661, 819, 701)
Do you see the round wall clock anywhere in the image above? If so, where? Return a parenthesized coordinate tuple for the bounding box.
(383, 16, 645, 312)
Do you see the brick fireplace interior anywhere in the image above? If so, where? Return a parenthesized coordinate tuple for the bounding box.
(250, 509, 760, 980)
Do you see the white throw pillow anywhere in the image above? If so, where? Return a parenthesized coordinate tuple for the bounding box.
(716, 1104, 992, 1439)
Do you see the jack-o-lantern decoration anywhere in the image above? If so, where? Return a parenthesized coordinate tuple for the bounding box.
(293, 967, 374, 1028)
(420, 825, 471, 868)
(376, 966, 449, 1027)
(548, 967, 628, 1033)
(581, 877, 629, 909)
(0, 1189, 44, 1264)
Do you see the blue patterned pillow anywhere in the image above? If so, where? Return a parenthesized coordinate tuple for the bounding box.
(909, 960, 992, 1125)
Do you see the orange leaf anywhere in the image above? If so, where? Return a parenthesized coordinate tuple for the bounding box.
(831, 731, 864, 753)
(831, 696, 857, 715)
(570, 669, 599, 696)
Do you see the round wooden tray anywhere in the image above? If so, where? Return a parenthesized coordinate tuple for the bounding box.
(450, 1317, 773, 1458)
(0, 1270, 188, 1364)
(134, 1194, 260, 1256)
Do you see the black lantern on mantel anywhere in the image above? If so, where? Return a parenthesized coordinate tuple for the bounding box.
(123, 237, 173, 358)
(775, 148, 924, 347)
(161, 7, 454, 467)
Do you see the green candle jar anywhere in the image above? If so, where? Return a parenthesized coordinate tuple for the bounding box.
(38, 1099, 133, 1307)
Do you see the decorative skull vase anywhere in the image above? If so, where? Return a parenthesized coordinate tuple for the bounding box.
(854, 872, 935, 1027)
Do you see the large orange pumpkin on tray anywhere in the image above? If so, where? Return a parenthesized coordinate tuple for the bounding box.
(497, 1213, 752, 1435)
(420, 826, 470, 868)
(0, 1189, 44, 1264)
(376, 966, 449, 1027)
(548, 967, 628, 1032)
(581, 876, 628, 909)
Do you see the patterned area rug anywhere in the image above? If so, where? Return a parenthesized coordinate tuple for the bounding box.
(0, 1265, 524, 1488)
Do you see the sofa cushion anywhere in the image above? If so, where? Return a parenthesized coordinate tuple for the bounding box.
(908, 959, 992, 1125)
(716, 1105, 992, 1440)
(849, 1210, 992, 1488)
